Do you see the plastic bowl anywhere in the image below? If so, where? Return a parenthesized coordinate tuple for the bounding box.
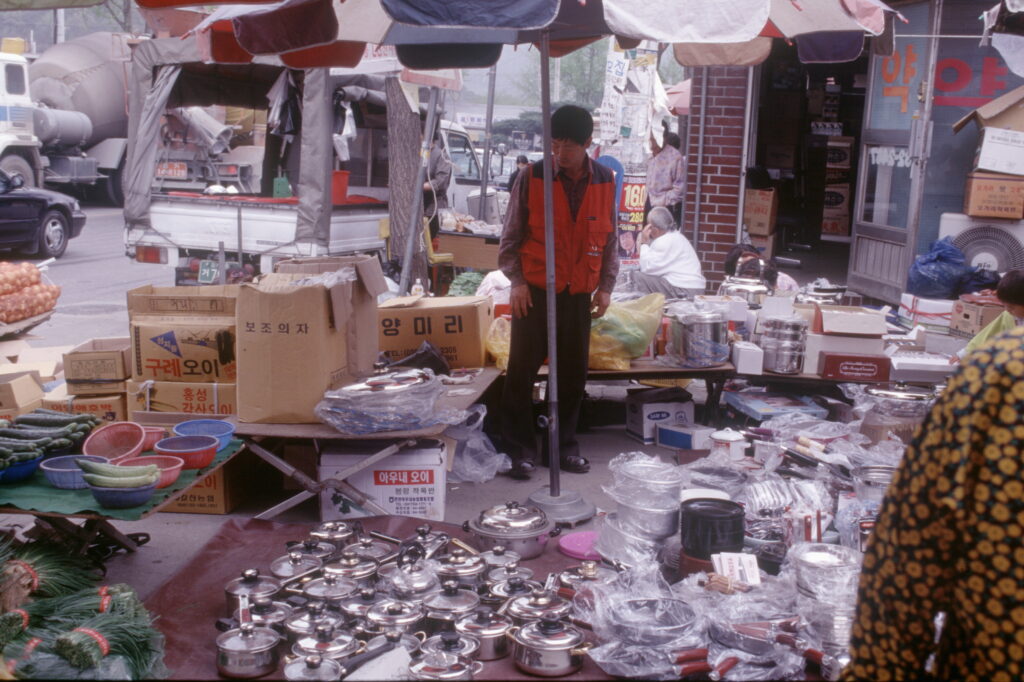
(172, 419, 235, 452)
(40, 455, 108, 490)
(0, 456, 45, 484)
(142, 426, 167, 452)
(117, 455, 184, 489)
(87, 481, 157, 509)
(82, 422, 146, 462)
(154, 435, 219, 470)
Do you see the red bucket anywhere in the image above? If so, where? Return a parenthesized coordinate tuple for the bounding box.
(332, 170, 350, 204)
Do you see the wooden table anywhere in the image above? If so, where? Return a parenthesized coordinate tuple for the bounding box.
(229, 368, 502, 520)
(436, 230, 500, 270)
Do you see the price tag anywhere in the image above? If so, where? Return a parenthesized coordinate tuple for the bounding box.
(197, 260, 220, 284)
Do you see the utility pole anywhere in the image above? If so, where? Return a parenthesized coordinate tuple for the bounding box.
(53, 9, 66, 44)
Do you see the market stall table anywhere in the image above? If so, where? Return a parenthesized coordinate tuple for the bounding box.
(0, 439, 247, 553)
(436, 230, 500, 270)
(146, 514, 613, 681)
(230, 368, 502, 520)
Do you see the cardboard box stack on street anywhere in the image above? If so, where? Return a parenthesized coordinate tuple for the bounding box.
(799, 304, 889, 376)
(0, 371, 45, 419)
(743, 189, 778, 237)
(962, 171, 1024, 219)
(378, 296, 493, 368)
(954, 86, 1024, 217)
(237, 255, 387, 424)
(42, 383, 127, 422)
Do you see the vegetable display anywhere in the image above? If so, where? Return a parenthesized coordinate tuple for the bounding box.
(0, 263, 60, 325)
(0, 411, 100, 470)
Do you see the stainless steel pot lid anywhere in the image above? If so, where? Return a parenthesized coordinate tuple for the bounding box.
(489, 576, 543, 599)
(236, 598, 292, 628)
(456, 608, 512, 638)
(302, 573, 359, 603)
(424, 581, 481, 614)
(478, 546, 520, 567)
(341, 370, 430, 394)
(408, 651, 476, 680)
(284, 655, 343, 682)
(866, 382, 934, 401)
(292, 624, 361, 660)
(559, 561, 618, 588)
(310, 521, 355, 545)
(436, 549, 486, 577)
(292, 537, 336, 560)
(422, 631, 480, 659)
(337, 588, 388, 619)
(325, 551, 379, 581)
(485, 562, 534, 585)
(508, 589, 571, 621)
(366, 599, 425, 628)
(348, 536, 393, 561)
(378, 562, 438, 594)
(514, 615, 585, 650)
(271, 551, 323, 580)
(470, 502, 552, 538)
(225, 569, 281, 600)
(285, 602, 345, 635)
(217, 622, 280, 653)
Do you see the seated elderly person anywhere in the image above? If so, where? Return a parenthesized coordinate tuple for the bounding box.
(633, 206, 706, 299)
(725, 243, 799, 293)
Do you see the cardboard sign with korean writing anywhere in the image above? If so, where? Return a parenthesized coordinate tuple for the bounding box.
(378, 296, 492, 368)
(126, 380, 236, 415)
(130, 317, 236, 383)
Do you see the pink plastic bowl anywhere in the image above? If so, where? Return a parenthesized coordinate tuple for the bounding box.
(117, 455, 184, 489)
(154, 435, 219, 470)
(142, 426, 167, 452)
(82, 422, 146, 462)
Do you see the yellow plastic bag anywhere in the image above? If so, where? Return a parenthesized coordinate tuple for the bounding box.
(589, 293, 665, 370)
(486, 316, 511, 371)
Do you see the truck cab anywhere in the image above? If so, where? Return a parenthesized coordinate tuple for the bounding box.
(0, 52, 41, 185)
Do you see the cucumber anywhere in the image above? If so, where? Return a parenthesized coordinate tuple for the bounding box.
(15, 414, 86, 427)
(0, 427, 73, 439)
(43, 438, 74, 451)
(75, 459, 158, 478)
(82, 472, 159, 488)
(0, 438, 50, 451)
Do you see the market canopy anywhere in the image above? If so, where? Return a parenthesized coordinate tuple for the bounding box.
(0, 0, 102, 7)
(984, 1, 1024, 77)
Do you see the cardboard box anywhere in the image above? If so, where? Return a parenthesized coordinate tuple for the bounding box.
(888, 350, 955, 384)
(41, 384, 127, 422)
(823, 183, 851, 217)
(126, 380, 237, 415)
(765, 144, 797, 169)
(656, 424, 714, 450)
(826, 137, 854, 169)
(625, 387, 696, 444)
(65, 380, 127, 397)
(378, 296, 493, 368)
(0, 361, 60, 383)
(0, 372, 44, 416)
(749, 233, 776, 259)
(950, 297, 1004, 338)
(63, 337, 131, 382)
(162, 450, 253, 515)
(0, 340, 29, 363)
(724, 391, 828, 422)
(238, 255, 387, 423)
(813, 304, 888, 337)
(743, 189, 778, 236)
(804, 333, 886, 375)
(820, 353, 891, 382)
(974, 126, 1024, 176)
(128, 286, 238, 383)
(821, 216, 851, 236)
(953, 84, 1024, 134)
(0, 399, 42, 421)
(963, 171, 1024, 219)
(17, 346, 71, 367)
(319, 439, 447, 521)
(732, 341, 764, 375)
(898, 294, 955, 331)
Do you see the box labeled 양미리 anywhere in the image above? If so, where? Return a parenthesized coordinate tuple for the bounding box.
(319, 439, 447, 521)
(378, 296, 493, 368)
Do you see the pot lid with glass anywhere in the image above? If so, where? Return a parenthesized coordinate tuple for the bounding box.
(337, 588, 388, 620)
(285, 601, 345, 638)
(324, 551, 379, 582)
(366, 630, 422, 654)
(485, 561, 534, 585)
(455, 608, 512, 639)
(225, 568, 281, 603)
(513, 614, 586, 650)
(348, 536, 393, 561)
(291, 537, 336, 560)
(310, 521, 355, 546)
(490, 575, 543, 599)
(366, 599, 425, 630)
(478, 545, 520, 567)
(302, 572, 359, 604)
(284, 654, 343, 682)
(508, 588, 571, 622)
(468, 501, 554, 539)
(270, 551, 323, 581)
(408, 651, 478, 681)
(436, 549, 486, 580)
(291, 624, 362, 661)
(421, 631, 481, 660)
(235, 597, 292, 630)
(216, 622, 280, 655)
(559, 561, 617, 589)
(423, 580, 481, 617)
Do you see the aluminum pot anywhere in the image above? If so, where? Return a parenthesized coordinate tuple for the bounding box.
(224, 569, 281, 617)
(291, 623, 364, 661)
(216, 622, 281, 679)
(270, 551, 323, 582)
(456, 608, 513, 661)
(436, 549, 488, 588)
(324, 551, 379, 587)
(616, 498, 680, 540)
(421, 630, 481, 661)
(302, 573, 359, 610)
(234, 598, 292, 634)
(284, 601, 346, 643)
(506, 589, 571, 627)
(463, 502, 558, 560)
(423, 580, 481, 634)
(408, 652, 483, 681)
(509, 615, 591, 677)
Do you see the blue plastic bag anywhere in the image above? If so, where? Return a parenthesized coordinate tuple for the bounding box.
(906, 237, 970, 299)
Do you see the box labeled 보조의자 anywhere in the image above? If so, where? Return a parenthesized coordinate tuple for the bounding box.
(319, 439, 447, 521)
(41, 383, 126, 422)
(378, 296, 493, 368)
(127, 285, 238, 383)
(743, 189, 778, 236)
(63, 337, 131, 382)
(625, 387, 696, 444)
(126, 380, 236, 415)
(237, 255, 387, 423)
(962, 171, 1024, 219)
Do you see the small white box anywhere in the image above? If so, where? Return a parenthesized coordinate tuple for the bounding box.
(898, 294, 955, 331)
(319, 440, 447, 521)
(656, 424, 715, 450)
(626, 389, 696, 444)
(975, 126, 1024, 176)
(732, 341, 764, 375)
(804, 333, 886, 375)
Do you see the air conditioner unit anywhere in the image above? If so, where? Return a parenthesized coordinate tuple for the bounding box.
(938, 212, 1024, 272)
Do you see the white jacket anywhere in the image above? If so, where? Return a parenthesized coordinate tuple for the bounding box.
(639, 230, 705, 290)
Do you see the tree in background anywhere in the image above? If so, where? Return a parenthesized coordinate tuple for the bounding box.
(0, 1, 142, 51)
(512, 38, 609, 110)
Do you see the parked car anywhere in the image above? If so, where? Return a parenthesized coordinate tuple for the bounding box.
(0, 168, 85, 258)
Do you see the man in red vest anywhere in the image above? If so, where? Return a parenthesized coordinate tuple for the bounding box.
(497, 105, 619, 480)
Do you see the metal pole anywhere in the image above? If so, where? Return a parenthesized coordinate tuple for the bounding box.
(478, 64, 497, 221)
(736, 68, 755, 241)
(237, 206, 244, 268)
(693, 67, 708, 251)
(539, 31, 560, 498)
(398, 86, 440, 295)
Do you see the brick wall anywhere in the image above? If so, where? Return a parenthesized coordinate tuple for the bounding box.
(683, 67, 750, 286)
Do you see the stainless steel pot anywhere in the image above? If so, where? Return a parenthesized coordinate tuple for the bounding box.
(337, 587, 388, 621)
(489, 575, 543, 600)
(673, 311, 730, 368)
(291, 624, 363, 661)
(216, 622, 281, 679)
(558, 561, 618, 590)
(310, 521, 355, 550)
(292, 537, 336, 561)
(234, 598, 292, 633)
(615, 498, 680, 540)
(718, 275, 771, 305)
(436, 549, 488, 588)
(324, 551, 379, 587)
(284, 601, 347, 643)
(509, 615, 591, 677)
(456, 608, 513, 661)
(423, 580, 481, 633)
(347, 536, 394, 561)
(377, 560, 439, 600)
(506, 589, 571, 627)
(478, 545, 521, 568)
(463, 502, 558, 560)
(283, 654, 343, 682)
(302, 573, 359, 609)
(408, 651, 483, 681)
(484, 561, 534, 586)
(762, 337, 805, 374)
(270, 551, 323, 583)
(421, 631, 481, 661)
(365, 599, 425, 634)
(224, 569, 281, 617)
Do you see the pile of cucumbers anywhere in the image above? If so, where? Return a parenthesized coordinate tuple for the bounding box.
(75, 458, 160, 488)
(0, 409, 100, 470)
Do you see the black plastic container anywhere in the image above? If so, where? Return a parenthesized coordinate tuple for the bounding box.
(679, 499, 745, 560)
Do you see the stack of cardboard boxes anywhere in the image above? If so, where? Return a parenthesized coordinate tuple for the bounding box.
(47, 338, 131, 422)
(822, 136, 854, 237)
(742, 189, 779, 259)
(954, 85, 1024, 220)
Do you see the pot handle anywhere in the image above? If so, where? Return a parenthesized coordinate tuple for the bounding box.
(215, 618, 237, 632)
(504, 626, 520, 643)
(461, 521, 472, 533)
(470, 661, 485, 676)
(548, 526, 562, 538)
(570, 642, 594, 657)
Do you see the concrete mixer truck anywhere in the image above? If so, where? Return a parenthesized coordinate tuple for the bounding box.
(0, 32, 132, 204)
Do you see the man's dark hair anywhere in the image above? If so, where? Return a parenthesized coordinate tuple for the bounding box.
(724, 243, 761, 277)
(663, 132, 681, 150)
(551, 105, 593, 146)
(516, 155, 529, 164)
(997, 269, 1024, 306)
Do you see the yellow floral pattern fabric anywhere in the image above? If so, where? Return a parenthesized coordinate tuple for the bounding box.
(843, 327, 1024, 681)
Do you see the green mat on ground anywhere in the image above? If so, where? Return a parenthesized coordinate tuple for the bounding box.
(0, 439, 245, 521)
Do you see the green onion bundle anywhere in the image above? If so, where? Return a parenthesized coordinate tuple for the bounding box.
(4, 542, 100, 601)
(0, 583, 140, 648)
(53, 609, 156, 678)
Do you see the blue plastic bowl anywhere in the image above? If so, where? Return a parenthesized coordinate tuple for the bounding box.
(87, 481, 157, 509)
(1, 456, 45, 484)
(40, 455, 108, 490)
(172, 419, 235, 452)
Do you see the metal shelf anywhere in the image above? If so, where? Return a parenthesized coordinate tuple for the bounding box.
(820, 234, 852, 244)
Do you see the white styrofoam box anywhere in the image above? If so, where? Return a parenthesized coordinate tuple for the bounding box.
(975, 126, 1024, 176)
(804, 333, 886, 375)
(626, 392, 696, 444)
(319, 439, 447, 521)
(732, 341, 764, 375)
(656, 424, 715, 450)
(898, 294, 955, 330)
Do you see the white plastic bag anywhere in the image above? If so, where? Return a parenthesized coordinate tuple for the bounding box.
(445, 405, 511, 483)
